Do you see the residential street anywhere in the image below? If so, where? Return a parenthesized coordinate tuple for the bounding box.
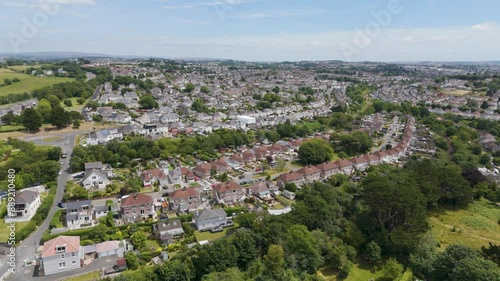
(0, 133, 78, 279)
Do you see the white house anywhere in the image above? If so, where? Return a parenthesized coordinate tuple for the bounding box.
(82, 169, 110, 190)
(5, 189, 41, 223)
(41, 236, 83, 275)
(86, 129, 123, 145)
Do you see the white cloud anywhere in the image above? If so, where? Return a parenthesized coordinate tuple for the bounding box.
(232, 9, 328, 20)
(163, 0, 257, 9)
(472, 21, 497, 31)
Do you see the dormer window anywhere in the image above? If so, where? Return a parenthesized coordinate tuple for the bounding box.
(82, 205, 89, 211)
(56, 245, 66, 253)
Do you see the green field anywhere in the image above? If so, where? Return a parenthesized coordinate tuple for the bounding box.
(0, 75, 75, 96)
(60, 96, 87, 111)
(7, 65, 43, 72)
(0, 69, 31, 85)
(429, 199, 500, 250)
(0, 125, 24, 133)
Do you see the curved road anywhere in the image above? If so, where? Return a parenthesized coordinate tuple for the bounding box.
(0, 132, 78, 279)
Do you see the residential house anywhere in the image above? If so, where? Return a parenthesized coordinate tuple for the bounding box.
(316, 162, 340, 179)
(180, 167, 195, 181)
(211, 158, 229, 174)
(193, 163, 212, 178)
(41, 236, 82, 275)
(94, 205, 109, 220)
(276, 171, 304, 188)
(242, 149, 256, 163)
(153, 219, 184, 245)
(82, 169, 110, 190)
(141, 169, 168, 187)
(213, 180, 244, 204)
(195, 209, 227, 231)
(228, 154, 244, 169)
(297, 165, 322, 182)
(120, 193, 155, 223)
(5, 189, 41, 223)
(247, 181, 275, 200)
(86, 129, 123, 145)
(169, 187, 201, 213)
(160, 113, 180, 124)
(66, 200, 94, 230)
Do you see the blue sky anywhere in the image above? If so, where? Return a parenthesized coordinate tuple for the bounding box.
(1, 0, 499, 61)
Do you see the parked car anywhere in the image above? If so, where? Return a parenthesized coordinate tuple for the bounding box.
(58, 202, 66, 208)
(240, 181, 248, 185)
(238, 175, 245, 179)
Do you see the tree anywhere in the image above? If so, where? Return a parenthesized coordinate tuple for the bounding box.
(481, 101, 489, 110)
(272, 86, 280, 93)
(1, 111, 15, 125)
(3, 78, 12, 85)
(298, 138, 334, 165)
(184, 83, 195, 93)
(200, 85, 210, 93)
(47, 147, 62, 160)
(481, 243, 500, 266)
(139, 94, 159, 109)
(409, 232, 437, 279)
(72, 119, 81, 129)
(77, 97, 86, 105)
(21, 108, 43, 131)
(155, 259, 193, 281)
(285, 225, 323, 273)
(191, 99, 210, 113)
(50, 106, 70, 128)
(130, 230, 147, 249)
(364, 241, 381, 263)
(37, 99, 52, 121)
(380, 258, 404, 281)
(125, 252, 140, 270)
(432, 244, 481, 281)
(275, 158, 287, 172)
(330, 131, 373, 157)
(449, 256, 500, 281)
(63, 99, 73, 107)
(263, 245, 286, 279)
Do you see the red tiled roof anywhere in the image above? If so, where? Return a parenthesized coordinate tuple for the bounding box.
(141, 169, 167, 180)
(277, 171, 302, 182)
(42, 236, 80, 258)
(297, 165, 321, 175)
(213, 180, 243, 193)
(121, 193, 153, 207)
(170, 187, 200, 199)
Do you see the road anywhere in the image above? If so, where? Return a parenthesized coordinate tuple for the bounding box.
(372, 116, 400, 152)
(0, 132, 78, 279)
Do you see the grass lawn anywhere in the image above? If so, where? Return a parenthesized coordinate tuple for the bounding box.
(62, 270, 100, 281)
(0, 69, 31, 85)
(60, 97, 87, 111)
(319, 262, 383, 281)
(194, 225, 237, 242)
(429, 199, 500, 251)
(0, 76, 75, 96)
(0, 219, 30, 243)
(0, 125, 24, 133)
(275, 195, 294, 206)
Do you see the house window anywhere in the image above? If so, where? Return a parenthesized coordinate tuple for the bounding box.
(92, 176, 96, 179)
(84, 216, 89, 221)
(140, 209, 145, 214)
(71, 252, 76, 257)
(59, 262, 66, 268)
(72, 260, 77, 265)
(56, 246, 66, 253)
(82, 205, 88, 211)
(61, 254, 65, 259)
(70, 208, 77, 213)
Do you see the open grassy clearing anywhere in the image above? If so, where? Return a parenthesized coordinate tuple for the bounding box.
(319, 262, 383, 281)
(429, 199, 500, 251)
(0, 69, 31, 85)
(60, 96, 87, 111)
(0, 76, 75, 96)
(7, 65, 44, 71)
(0, 122, 116, 140)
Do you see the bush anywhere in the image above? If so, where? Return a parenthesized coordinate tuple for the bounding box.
(49, 210, 63, 229)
